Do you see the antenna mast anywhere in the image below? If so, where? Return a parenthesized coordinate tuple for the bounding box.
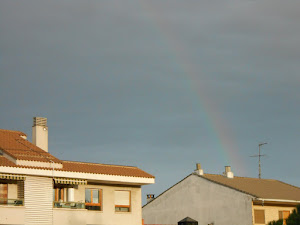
(250, 143, 267, 179)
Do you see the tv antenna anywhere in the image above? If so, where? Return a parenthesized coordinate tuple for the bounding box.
(250, 142, 267, 179)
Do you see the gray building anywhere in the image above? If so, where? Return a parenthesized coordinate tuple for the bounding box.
(142, 164, 300, 225)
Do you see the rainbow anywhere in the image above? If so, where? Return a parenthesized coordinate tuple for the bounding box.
(137, 1, 247, 174)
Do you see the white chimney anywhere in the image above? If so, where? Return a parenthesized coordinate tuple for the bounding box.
(195, 163, 204, 176)
(224, 166, 234, 178)
(32, 117, 48, 152)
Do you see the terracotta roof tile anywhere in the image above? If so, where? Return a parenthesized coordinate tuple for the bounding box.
(0, 129, 61, 163)
(0, 156, 154, 178)
(0, 155, 18, 167)
(202, 174, 300, 201)
(0, 129, 26, 136)
(62, 161, 155, 178)
(0, 129, 154, 179)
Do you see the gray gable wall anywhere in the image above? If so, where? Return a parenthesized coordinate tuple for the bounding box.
(143, 174, 254, 225)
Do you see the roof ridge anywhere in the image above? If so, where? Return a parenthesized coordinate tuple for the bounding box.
(0, 129, 26, 136)
(205, 173, 277, 181)
(197, 174, 258, 197)
(63, 160, 138, 168)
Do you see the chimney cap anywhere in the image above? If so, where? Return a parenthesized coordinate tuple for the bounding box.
(33, 117, 47, 127)
(224, 166, 234, 178)
(147, 194, 154, 198)
(146, 194, 155, 203)
(225, 166, 231, 172)
(194, 163, 204, 175)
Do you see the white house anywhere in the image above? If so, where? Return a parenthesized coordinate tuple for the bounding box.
(0, 117, 155, 225)
(143, 164, 300, 225)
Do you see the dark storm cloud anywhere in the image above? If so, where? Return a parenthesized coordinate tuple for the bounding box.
(1, 0, 300, 203)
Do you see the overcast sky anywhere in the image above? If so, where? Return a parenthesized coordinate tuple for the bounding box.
(1, 0, 300, 204)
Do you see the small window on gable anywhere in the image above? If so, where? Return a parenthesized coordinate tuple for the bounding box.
(254, 209, 265, 224)
(115, 190, 130, 212)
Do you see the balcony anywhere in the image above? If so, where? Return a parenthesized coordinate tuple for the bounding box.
(53, 201, 85, 209)
(0, 198, 24, 206)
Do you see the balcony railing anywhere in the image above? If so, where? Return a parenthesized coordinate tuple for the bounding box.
(53, 201, 85, 209)
(0, 198, 24, 206)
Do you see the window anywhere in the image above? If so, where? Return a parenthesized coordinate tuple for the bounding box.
(54, 187, 64, 201)
(0, 183, 8, 205)
(115, 190, 130, 212)
(85, 189, 102, 211)
(279, 210, 290, 225)
(254, 210, 265, 224)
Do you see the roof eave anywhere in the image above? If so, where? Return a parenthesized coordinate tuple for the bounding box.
(254, 198, 300, 204)
(0, 166, 155, 185)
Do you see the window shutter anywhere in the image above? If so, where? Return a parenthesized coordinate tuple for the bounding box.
(115, 191, 130, 206)
(254, 210, 265, 224)
(279, 211, 283, 219)
(0, 184, 8, 199)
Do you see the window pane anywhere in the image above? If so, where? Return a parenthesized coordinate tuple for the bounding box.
(115, 207, 130, 212)
(58, 188, 62, 200)
(92, 190, 99, 203)
(85, 189, 91, 203)
(279, 211, 283, 219)
(86, 205, 101, 210)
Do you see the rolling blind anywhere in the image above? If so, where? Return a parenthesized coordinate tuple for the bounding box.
(115, 191, 130, 206)
(254, 210, 265, 224)
(25, 176, 53, 225)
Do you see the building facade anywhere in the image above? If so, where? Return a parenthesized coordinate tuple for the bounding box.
(0, 117, 155, 225)
(142, 164, 300, 225)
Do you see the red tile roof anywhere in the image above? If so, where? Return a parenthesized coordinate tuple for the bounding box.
(202, 174, 300, 201)
(0, 155, 18, 167)
(62, 160, 154, 178)
(0, 129, 154, 179)
(0, 129, 61, 163)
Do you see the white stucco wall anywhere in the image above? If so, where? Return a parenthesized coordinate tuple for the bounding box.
(0, 175, 145, 225)
(143, 174, 254, 225)
(0, 206, 25, 224)
(53, 184, 143, 225)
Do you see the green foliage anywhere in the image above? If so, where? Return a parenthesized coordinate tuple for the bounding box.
(268, 219, 283, 225)
(268, 205, 300, 225)
(286, 205, 300, 225)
